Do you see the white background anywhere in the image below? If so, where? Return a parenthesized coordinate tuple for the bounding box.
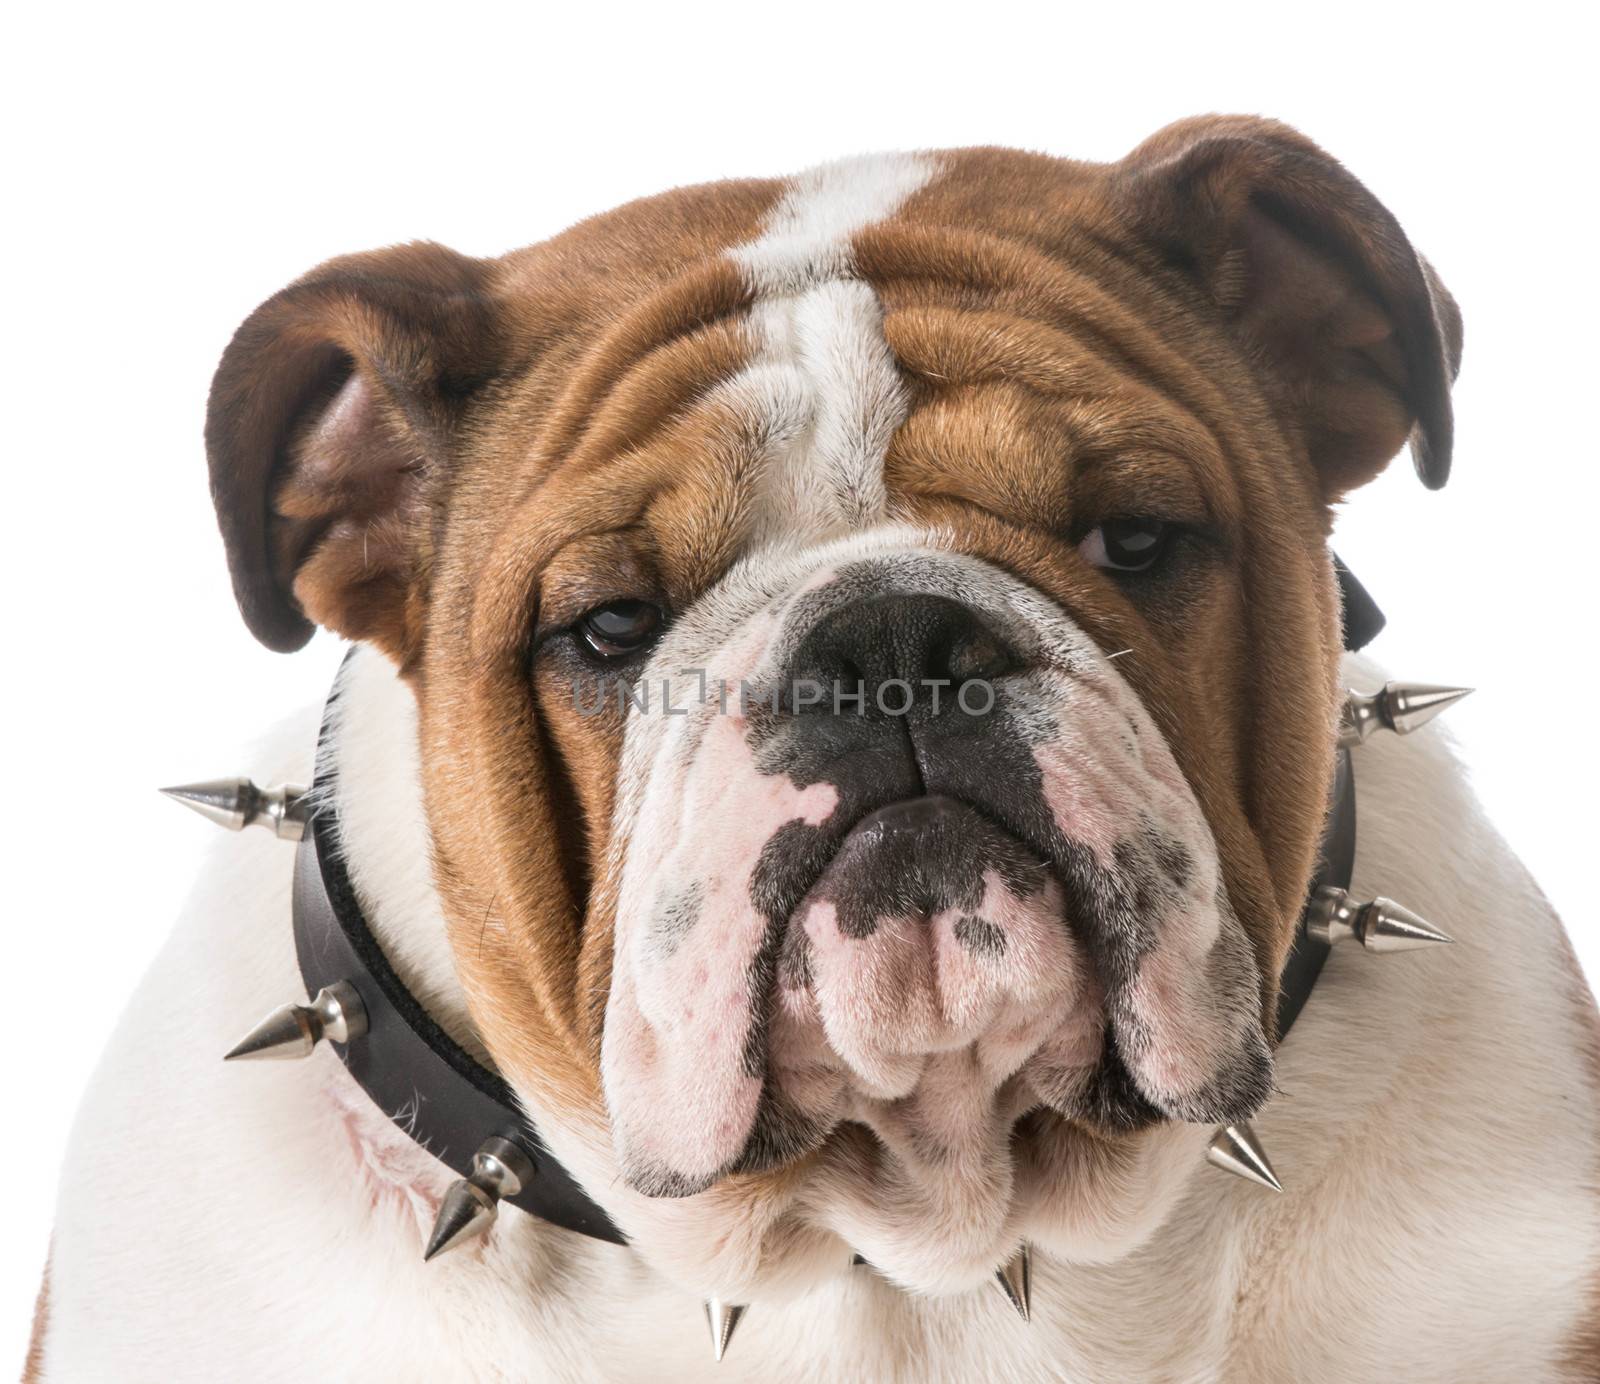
(5, 1, 1594, 1368)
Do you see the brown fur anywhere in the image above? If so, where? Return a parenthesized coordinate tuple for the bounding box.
(22, 1256, 48, 1383)
(204, 117, 1464, 1229)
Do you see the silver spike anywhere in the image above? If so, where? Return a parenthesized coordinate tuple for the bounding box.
(223, 981, 367, 1061)
(992, 1244, 1032, 1321)
(704, 1298, 747, 1362)
(423, 1137, 535, 1261)
(160, 777, 310, 840)
(1207, 1122, 1283, 1193)
(1339, 682, 1472, 748)
(1307, 887, 1454, 953)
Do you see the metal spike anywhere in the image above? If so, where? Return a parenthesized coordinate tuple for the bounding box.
(1339, 682, 1472, 748)
(160, 777, 310, 840)
(423, 1137, 535, 1261)
(992, 1244, 1032, 1321)
(704, 1297, 747, 1362)
(223, 981, 367, 1060)
(1207, 1122, 1283, 1193)
(1307, 887, 1454, 953)
(424, 1179, 498, 1261)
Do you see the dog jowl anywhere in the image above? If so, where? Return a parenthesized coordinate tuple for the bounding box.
(205, 117, 1461, 1284)
(601, 548, 1273, 1199)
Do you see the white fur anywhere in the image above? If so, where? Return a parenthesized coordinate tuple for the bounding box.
(36, 645, 1600, 1381)
(722, 153, 935, 545)
(731, 153, 937, 297)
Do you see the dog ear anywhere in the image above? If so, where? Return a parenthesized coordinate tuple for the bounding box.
(205, 241, 500, 657)
(1115, 115, 1463, 497)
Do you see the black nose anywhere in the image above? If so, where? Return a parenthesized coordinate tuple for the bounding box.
(781, 593, 1017, 719)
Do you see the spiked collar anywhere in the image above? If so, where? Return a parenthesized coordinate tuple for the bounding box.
(289, 760, 627, 1247)
(181, 557, 1466, 1308)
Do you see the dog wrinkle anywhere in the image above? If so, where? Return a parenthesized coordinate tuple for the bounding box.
(799, 1063, 1019, 1289)
(1011, 1107, 1204, 1262)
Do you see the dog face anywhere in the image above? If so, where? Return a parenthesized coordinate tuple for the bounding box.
(207, 118, 1460, 1292)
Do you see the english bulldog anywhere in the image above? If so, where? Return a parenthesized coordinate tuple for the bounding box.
(29, 116, 1600, 1382)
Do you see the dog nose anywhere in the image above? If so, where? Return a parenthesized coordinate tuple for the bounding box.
(783, 593, 1017, 718)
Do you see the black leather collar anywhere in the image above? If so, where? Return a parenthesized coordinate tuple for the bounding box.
(292, 762, 626, 1242)
(292, 560, 1375, 1246)
(1274, 557, 1376, 1039)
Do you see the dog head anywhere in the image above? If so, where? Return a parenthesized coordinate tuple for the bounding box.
(206, 116, 1460, 1294)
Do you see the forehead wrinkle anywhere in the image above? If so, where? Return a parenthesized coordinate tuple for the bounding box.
(1073, 449, 1229, 532)
(879, 286, 1238, 469)
(461, 310, 757, 549)
(880, 346, 1235, 539)
(883, 381, 1081, 531)
(884, 303, 1147, 400)
(557, 316, 758, 475)
(525, 260, 754, 467)
(537, 527, 662, 626)
(460, 422, 715, 654)
(644, 403, 775, 597)
(1059, 392, 1239, 533)
(856, 222, 1258, 471)
(879, 300, 1233, 476)
(524, 380, 780, 618)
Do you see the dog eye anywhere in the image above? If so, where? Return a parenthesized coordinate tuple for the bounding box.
(578, 600, 663, 658)
(1078, 518, 1174, 573)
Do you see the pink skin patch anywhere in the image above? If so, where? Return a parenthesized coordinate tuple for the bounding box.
(793, 872, 1083, 1101)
